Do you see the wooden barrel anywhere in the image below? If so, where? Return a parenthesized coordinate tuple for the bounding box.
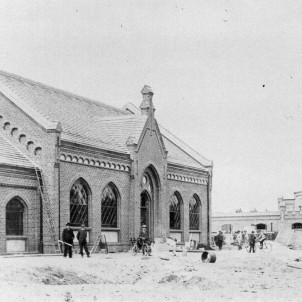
(201, 251, 216, 263)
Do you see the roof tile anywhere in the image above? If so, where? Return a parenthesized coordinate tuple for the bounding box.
(0, 71, 212, 169)
(0, 133, 34, 168)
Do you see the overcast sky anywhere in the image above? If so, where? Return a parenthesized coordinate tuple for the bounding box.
(1, 0, 302, 213)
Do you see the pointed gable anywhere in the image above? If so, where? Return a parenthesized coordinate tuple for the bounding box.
(0, 133, 34, 168)
(123, 103, 212, 170)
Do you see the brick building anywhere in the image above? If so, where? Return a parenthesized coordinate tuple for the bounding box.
(0, 71, 213, 254)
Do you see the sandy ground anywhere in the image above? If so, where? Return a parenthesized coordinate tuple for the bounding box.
(0, 242, 301, 302)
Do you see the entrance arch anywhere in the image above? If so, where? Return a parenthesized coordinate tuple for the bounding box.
(292, 223, 302, 229)
(140, 165, 160, 239)
(256, 223, 267, 230)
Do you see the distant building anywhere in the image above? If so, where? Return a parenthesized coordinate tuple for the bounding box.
(0, 71, 213, 254)
(212, 192, 302, 235)
(212, 211, 281, 234)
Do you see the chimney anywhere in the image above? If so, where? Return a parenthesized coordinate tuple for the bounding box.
(140, 85, 154, 115)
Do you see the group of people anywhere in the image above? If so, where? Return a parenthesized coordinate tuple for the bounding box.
(61, 222, 90, 258)
(247, 230, 267, 253)
(234, 229, 267, 252)
(61, 222, 152, 258)
(234, 230, 248, 250)
(216, 229, 267, 252)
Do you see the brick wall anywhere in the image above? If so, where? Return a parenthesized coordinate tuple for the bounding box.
(59, 157, 131, 250)
(0, 93, 60, 253)
(0, 166, 40, 253)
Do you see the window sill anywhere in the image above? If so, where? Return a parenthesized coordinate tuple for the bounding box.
(6, 236, 28, 240)
(169, 230, 183, 233)
(101, 228, 120, 231)
(189, 230, 201, 233)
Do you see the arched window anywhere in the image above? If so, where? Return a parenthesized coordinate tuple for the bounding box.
(101, 184, 119, 228)
(169, 193, 182, 230)
(189, 195, 200, 230)
(70, 179, 89, 226)
(256, 223, 267, 230)
(6, 198, 24, 235)
(292, 223, 302, 229)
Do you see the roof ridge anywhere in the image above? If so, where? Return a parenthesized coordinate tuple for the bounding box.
(93, 114, 146, 122)
(159, 124, 212, 166)
(0, 70, 129, 115)
(0, 80, 61, 131)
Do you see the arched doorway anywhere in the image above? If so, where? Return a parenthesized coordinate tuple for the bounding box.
(292, 223, 302, 229)
(256, 223, 267, 230)
(221, 224, 233, 234)
(140, 165, 160, 239)
(140, 191, 152, 237)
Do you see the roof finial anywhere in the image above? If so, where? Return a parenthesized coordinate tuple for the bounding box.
(140, 85, 154, 116)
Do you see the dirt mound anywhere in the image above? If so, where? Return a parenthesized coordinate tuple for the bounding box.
(159, 274, 218, 290)
(159, 274, 180, 283)
(36, 267, 100, 285)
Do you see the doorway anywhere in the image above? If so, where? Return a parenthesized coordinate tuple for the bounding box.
(292, 223, 302, 229)
(140, 191, 152, 238)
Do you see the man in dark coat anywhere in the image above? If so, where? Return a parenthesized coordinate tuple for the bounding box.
(137, 224, 149, 249)
(62, 222, 74, 258)
(77, 223, 90, 257)
(217, 231, 224, 250)
(249, 231, 256, 253)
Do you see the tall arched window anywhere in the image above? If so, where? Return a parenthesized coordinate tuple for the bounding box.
(169, 193, 182, 230)
(189, 195, 201, 230)
(70, 179, 89, 226)
(6, 198, 24, 235)
(101, 184, 119, 228)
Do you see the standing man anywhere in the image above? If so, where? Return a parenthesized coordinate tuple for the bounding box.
(242, 230, 248, 245)
(237, 231, 243, 250)
(77, 223, 90, 257)
(62, 222, 74, 258)
(217, 231, 224, 251)
(249, 231, 256, 253)
(256, 230, 267, 249)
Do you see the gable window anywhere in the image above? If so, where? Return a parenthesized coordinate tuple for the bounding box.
(6, 198, 24, 235)
(189, 195, 200, 230)
(70, 179, 89, 226)
(101, 184, 119, 228)
(169, 193, 181, 230)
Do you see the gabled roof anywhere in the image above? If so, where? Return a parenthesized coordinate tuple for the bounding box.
(0, 71, 212, 169)
(0, 71, 131, 153)
(0, 133, 34, 169)
(90, 114, 148, 150)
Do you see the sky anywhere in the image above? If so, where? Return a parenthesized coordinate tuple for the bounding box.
(1, 0, 302, 213)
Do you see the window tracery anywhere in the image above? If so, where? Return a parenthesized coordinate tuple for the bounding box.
(169, 193, 181, 230)
(101, 184, 119, 228)
(70, 180, 89, 226)
(189, 195, 200, 230)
